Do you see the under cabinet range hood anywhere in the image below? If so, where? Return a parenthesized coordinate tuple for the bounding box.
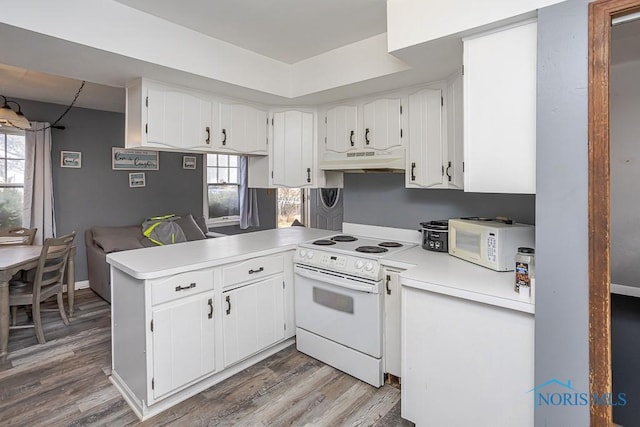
(319, 148, 406, 172)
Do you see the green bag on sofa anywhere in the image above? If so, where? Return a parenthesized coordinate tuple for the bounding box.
(142, 214, 187, 246)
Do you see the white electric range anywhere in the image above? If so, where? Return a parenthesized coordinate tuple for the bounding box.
(293, 234, 416, 387)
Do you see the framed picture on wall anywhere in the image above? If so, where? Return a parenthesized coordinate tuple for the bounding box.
(60, 151, 82, 168)
(112, 147, 159, 170)
(129, 172, 146, 188)
(183, 156, 197, 170)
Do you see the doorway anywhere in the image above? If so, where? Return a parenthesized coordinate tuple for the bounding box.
(589, 0, 640, 425)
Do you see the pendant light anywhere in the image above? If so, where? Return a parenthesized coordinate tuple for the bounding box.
(0, 95, 31, 129)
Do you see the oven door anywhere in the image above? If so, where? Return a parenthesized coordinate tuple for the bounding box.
(294, 265, 382, 358)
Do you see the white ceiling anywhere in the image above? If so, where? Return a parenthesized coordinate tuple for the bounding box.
(0, 63, 125, 113)
(114, 0, 388, 64)
(0, 0, 400, 112)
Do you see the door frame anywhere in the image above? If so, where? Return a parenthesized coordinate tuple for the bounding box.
(589, 0, 640, 424)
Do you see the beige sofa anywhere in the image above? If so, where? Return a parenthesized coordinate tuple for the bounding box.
(85, 215, 209, 302)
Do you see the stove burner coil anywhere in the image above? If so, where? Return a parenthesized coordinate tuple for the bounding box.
(378, 242, 403, 248)
(331, 235, 358, 242)
(355, 246, 388, 254)
(312, 239, 336, 246)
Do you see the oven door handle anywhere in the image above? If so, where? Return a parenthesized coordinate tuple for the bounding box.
(294, 266, 379, 294)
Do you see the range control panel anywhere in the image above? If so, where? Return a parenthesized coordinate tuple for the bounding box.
(293, 248, 381, 280)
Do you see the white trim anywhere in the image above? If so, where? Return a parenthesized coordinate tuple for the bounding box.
(612, 11, 640, 26)
(207, 218, 240, 228)
(63, 279, 90, 293)
(611, 283, 640, 298)
(206, 231, 228, 238)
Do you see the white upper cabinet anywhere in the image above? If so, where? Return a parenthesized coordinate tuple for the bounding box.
(325, 105, 358, 153)
(446, 73, 464, 190)
(127, 80, 219, 152)
(406, 87, 444, 188)
(219, 103, 268, 155)
(463, 20, 537, 194)
(126, 78, 270, 156)
(406, 75, 463, 190)
(272, 110, 315, 187)
(325, 99, 402, 153)
(362, 98, 403, 151)
(248, 109, 344, 189)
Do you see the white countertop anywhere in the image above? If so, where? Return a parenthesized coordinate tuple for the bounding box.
(383, 246, 535, 314)
(106, 227, 334, 280)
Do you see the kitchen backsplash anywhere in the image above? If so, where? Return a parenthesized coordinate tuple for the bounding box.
(342, 173, 536, 229)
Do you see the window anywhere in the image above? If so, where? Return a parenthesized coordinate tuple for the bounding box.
(0, 129, 25, 227)
(205, 154, 240, 224)
(277, 188, 306, 228)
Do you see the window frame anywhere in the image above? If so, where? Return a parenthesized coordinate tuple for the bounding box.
(0, 128, 26, 228)
(276, 187, 308, 229)
(203, 153, 241, 227)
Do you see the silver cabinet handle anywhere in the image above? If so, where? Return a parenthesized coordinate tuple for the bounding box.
(226, 295, 231, 315)
(249, 267, 264, 274)
(175, 283, 196, 292)
(208, 298, 213, 319)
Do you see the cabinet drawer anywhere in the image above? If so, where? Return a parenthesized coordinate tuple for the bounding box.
(151, 269, 214, 305)
(222, 254, 284, 288)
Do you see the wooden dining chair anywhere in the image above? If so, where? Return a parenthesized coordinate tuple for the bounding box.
(1, 227, 38, 281)
(0, 227, 38, 245)
(9, 231, 76, 344)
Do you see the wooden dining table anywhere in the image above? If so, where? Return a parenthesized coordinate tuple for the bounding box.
(0, 245, 76, 359)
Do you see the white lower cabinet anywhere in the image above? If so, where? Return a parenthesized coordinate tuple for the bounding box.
(383, 267, 403, 378)
(402, 286, 534, 426)
(151, 292, 215, 399)
(222, 275, 286, 367)
(110, 249, 295, 421)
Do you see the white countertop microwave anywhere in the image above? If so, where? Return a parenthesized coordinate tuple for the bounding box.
(448, 218, 535, 271)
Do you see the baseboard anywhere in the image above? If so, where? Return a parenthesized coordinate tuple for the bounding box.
(63, 280, 90, 293)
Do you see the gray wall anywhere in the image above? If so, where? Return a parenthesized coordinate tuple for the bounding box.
(15, 98, 275, 281)
(535, 1, 590, 425)
(342, 173, 536, 229)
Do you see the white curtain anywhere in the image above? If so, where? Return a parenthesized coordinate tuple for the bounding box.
(239, 156, 259, 229)
(23, 122, 56, 244)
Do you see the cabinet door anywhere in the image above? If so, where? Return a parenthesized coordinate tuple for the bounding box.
(463, 21, 536, 193)
(146, 88, 183, 148)
(325, 105, 358, 153)
(383, 269, 402, 378)
(407, 88, 443, 188)
(182, 96, 219, 151)
(363, 98, 402, 151)
(446, 74, 464, 189)
(272, 110, 314, 187)
(151, 292, 215, 400)
(222, 275, 285, 367)
(220, 103, 268, 154)
(401, 287, 534, 426)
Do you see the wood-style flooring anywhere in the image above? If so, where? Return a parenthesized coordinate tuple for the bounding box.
(0, 289, 413, 426)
